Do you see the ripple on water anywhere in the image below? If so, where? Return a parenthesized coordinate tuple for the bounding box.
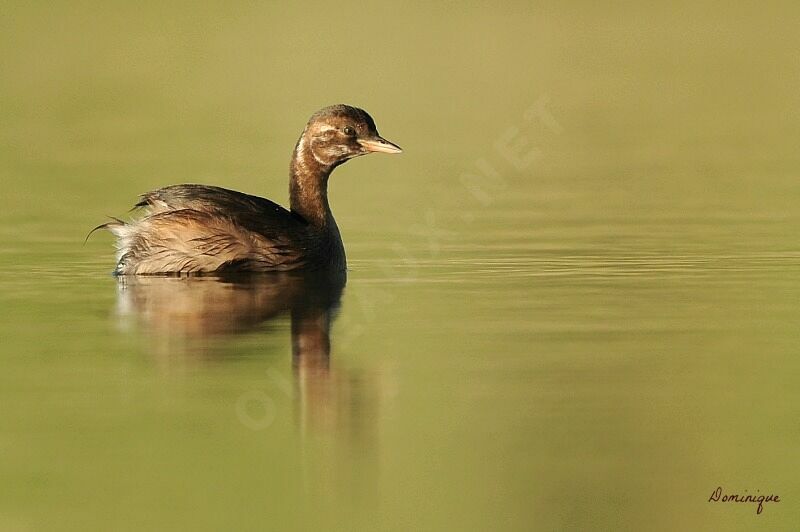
(349, 252, 800, 283)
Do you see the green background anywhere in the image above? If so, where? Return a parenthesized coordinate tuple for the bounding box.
(1, 2, 798, 530)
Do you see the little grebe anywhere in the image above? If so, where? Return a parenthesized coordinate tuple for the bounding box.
(97, 105, 402, 275)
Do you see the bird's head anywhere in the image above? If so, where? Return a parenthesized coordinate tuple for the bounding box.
(299, 104, 402, 167)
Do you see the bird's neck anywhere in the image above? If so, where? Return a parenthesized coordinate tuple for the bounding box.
(289, 134, 335, 228)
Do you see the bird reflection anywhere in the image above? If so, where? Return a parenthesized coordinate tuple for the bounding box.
(116, 271, 344, 348)
(115, 271, 353, 428)
(115, 271, 380, 504)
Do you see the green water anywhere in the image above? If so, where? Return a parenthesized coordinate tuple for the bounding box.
(1, 3, 799, 531)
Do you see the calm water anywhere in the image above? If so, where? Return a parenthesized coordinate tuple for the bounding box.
(2, 3, 799, 531)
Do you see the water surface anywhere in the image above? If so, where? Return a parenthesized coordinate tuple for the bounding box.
(1, 3, 799, 531)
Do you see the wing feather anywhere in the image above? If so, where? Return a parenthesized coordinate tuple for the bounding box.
(103, 185, 316, 275)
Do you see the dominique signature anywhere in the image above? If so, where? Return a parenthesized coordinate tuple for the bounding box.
(708, 486, 780, 515)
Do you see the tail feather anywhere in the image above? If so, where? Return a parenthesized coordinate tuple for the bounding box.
(84, 217, 127, 244)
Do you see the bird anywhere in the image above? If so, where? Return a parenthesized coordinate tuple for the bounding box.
(94, 105, 402, 275)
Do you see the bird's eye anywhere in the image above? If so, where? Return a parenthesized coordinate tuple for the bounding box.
(343, 126, 356, 136)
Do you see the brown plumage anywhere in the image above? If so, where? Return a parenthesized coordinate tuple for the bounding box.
(95, 105, 402, 275)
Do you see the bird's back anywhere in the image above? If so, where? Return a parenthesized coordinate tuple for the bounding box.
(103, 185, 338, 275)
